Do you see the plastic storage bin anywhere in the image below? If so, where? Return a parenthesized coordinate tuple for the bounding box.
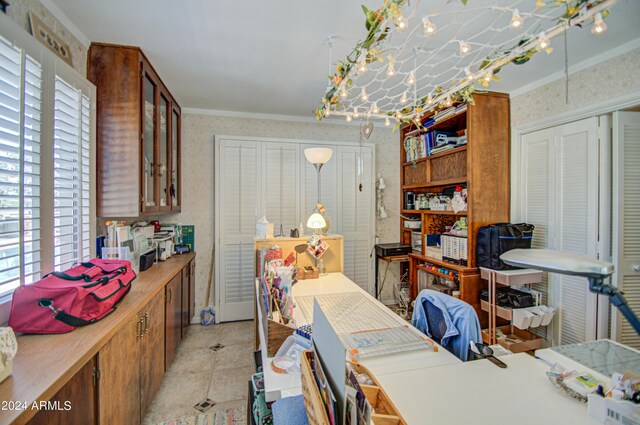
(102, 247, 140, 274)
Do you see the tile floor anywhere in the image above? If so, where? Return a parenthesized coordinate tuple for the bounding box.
(142, 320, 255, 425)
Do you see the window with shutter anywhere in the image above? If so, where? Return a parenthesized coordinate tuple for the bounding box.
(53, 77, 91, 271)
(0, 36, 42, 296)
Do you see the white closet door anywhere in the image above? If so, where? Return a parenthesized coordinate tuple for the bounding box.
(301, 143, 336, 234)
(336, 145, 374, 293)
(555, 118, 599, 344)
(520, 128, 554, 339)
(519, 117, 599, 345)
(263, 142, 300, 234)
(216, 139, 261, 322)
(612, 111, 640, 349)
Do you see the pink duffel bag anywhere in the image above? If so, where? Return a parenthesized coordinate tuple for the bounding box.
(8, 259, 136, 334)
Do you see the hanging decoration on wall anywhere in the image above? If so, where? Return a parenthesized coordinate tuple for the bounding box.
(315, 0, 616, 130)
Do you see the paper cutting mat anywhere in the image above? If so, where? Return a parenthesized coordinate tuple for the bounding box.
(296, 292, 402, 334)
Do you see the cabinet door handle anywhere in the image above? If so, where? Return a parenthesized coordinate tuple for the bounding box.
(139, 317, 145, 339)
(144, 312, 149, 334)
(169, 288, 173, 304)
(136, 318, 141, 340)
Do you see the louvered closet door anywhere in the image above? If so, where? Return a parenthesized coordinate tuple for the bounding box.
(520, 128, 554, 340)
(519, 117, 599, 345)
(555, 118, 599, 344)
(336, 146, 374, 293)
(263, 143, 300, 234)
(612, 112, 640, 348)
(301, 143, 336, 234)
(217, 139, 261, 322)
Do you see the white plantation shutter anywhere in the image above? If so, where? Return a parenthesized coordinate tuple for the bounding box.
(612, 112, 640, 349)
(0, 36, 42, 296)
(53, 77, 91, 270)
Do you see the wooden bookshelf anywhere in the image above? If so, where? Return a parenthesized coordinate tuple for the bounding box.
(400, 92, 511, 324)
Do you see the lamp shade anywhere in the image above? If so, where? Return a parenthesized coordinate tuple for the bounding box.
(304, 147, 333, 165)
(306, 212, 326, 229)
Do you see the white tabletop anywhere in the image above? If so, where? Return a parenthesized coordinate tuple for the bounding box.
(377, 353, 599, 425)
(256, 273, 460, 401)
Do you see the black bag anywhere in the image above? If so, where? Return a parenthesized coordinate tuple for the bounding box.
(476, 223, 535, 270)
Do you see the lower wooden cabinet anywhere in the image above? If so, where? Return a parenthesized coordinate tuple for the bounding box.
(98, 290, 165, 425)
(165, 273, 183, 369)
(139, 291, 166, 419)
(27, 357, 98, 425)
(98, 313, 141, 425)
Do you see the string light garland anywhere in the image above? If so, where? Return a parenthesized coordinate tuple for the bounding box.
(315, 0, 616, 130)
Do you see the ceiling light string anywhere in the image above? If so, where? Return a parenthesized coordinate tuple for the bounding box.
(321, 0, 615, 123)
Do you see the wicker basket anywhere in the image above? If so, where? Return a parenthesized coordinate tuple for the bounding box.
(301, 350, 407, 425)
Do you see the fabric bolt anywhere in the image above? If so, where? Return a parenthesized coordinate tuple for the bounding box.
(271, 395, 309, 425)
(412, 289, 481, 362)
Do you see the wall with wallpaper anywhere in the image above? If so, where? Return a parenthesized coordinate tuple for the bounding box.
(6, 0, 87, 75)
(158, 113, 403, 318)
(511, 47, 640, 128)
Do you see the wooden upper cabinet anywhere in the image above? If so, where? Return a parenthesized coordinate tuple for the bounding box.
(88, 43, 181, 217)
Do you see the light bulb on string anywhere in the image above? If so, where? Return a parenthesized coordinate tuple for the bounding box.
(422, 17, 437, 36)
(405, 71, 415, 86)
(395, 111, 402, 121)
(459, 41, 470, 56)
(444, 96, 453, 107)
(360, 88, 368, 102)
(387, 62, 396, 77)
(385, 117, 390, 127)
(591, 13, 607, 35)
(465, 67, 474, 81)
(400, 91, 408, 105)
(510, 9, 523, 30)
(538, 32, 550, 49)
(354, 107, 360, 119)
(346, 114, 352, 122)
(394, 15, 408, 32)
(340, 87, 348, 99)
(324, 108, 330, 117)
(358, 60, 368, 74)
(483, 71, 492, 83)
(371, 102, 380, 114)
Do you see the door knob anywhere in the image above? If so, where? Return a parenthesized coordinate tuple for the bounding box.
(633, 264, 640, 272)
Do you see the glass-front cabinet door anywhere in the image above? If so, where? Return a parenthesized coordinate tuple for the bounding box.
(171, 106, 181, 210)
(142, 74, 157, 211)
(158, 94, 170, 210)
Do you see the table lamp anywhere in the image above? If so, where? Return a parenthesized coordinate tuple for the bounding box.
(501, 249, 640, 336)
(304, 147, 333, 234)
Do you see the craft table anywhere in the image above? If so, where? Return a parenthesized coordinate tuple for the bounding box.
(255, 272, 460, 402)
(376, 352, 600, 425)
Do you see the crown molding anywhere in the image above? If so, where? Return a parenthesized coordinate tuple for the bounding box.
(39, 0, 91, 47)
(182, 107, 366, 127)
(510, 37, 640, 98)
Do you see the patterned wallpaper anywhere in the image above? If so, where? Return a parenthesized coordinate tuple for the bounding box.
(157, 114, 403, 316)
(6, 0, 88, 75)
(511, 47, 640, 128)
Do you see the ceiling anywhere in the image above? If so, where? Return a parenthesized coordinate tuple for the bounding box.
(51, 0, 640, 119)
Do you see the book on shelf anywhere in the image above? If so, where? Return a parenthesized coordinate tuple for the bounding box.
(433, 107, 456, 121)
(429, 144, 456, 155)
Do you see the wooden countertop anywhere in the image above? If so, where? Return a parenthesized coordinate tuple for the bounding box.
(0, 252, 196, 425)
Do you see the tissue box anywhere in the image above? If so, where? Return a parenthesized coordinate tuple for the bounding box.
(256, 221, 274, 238)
